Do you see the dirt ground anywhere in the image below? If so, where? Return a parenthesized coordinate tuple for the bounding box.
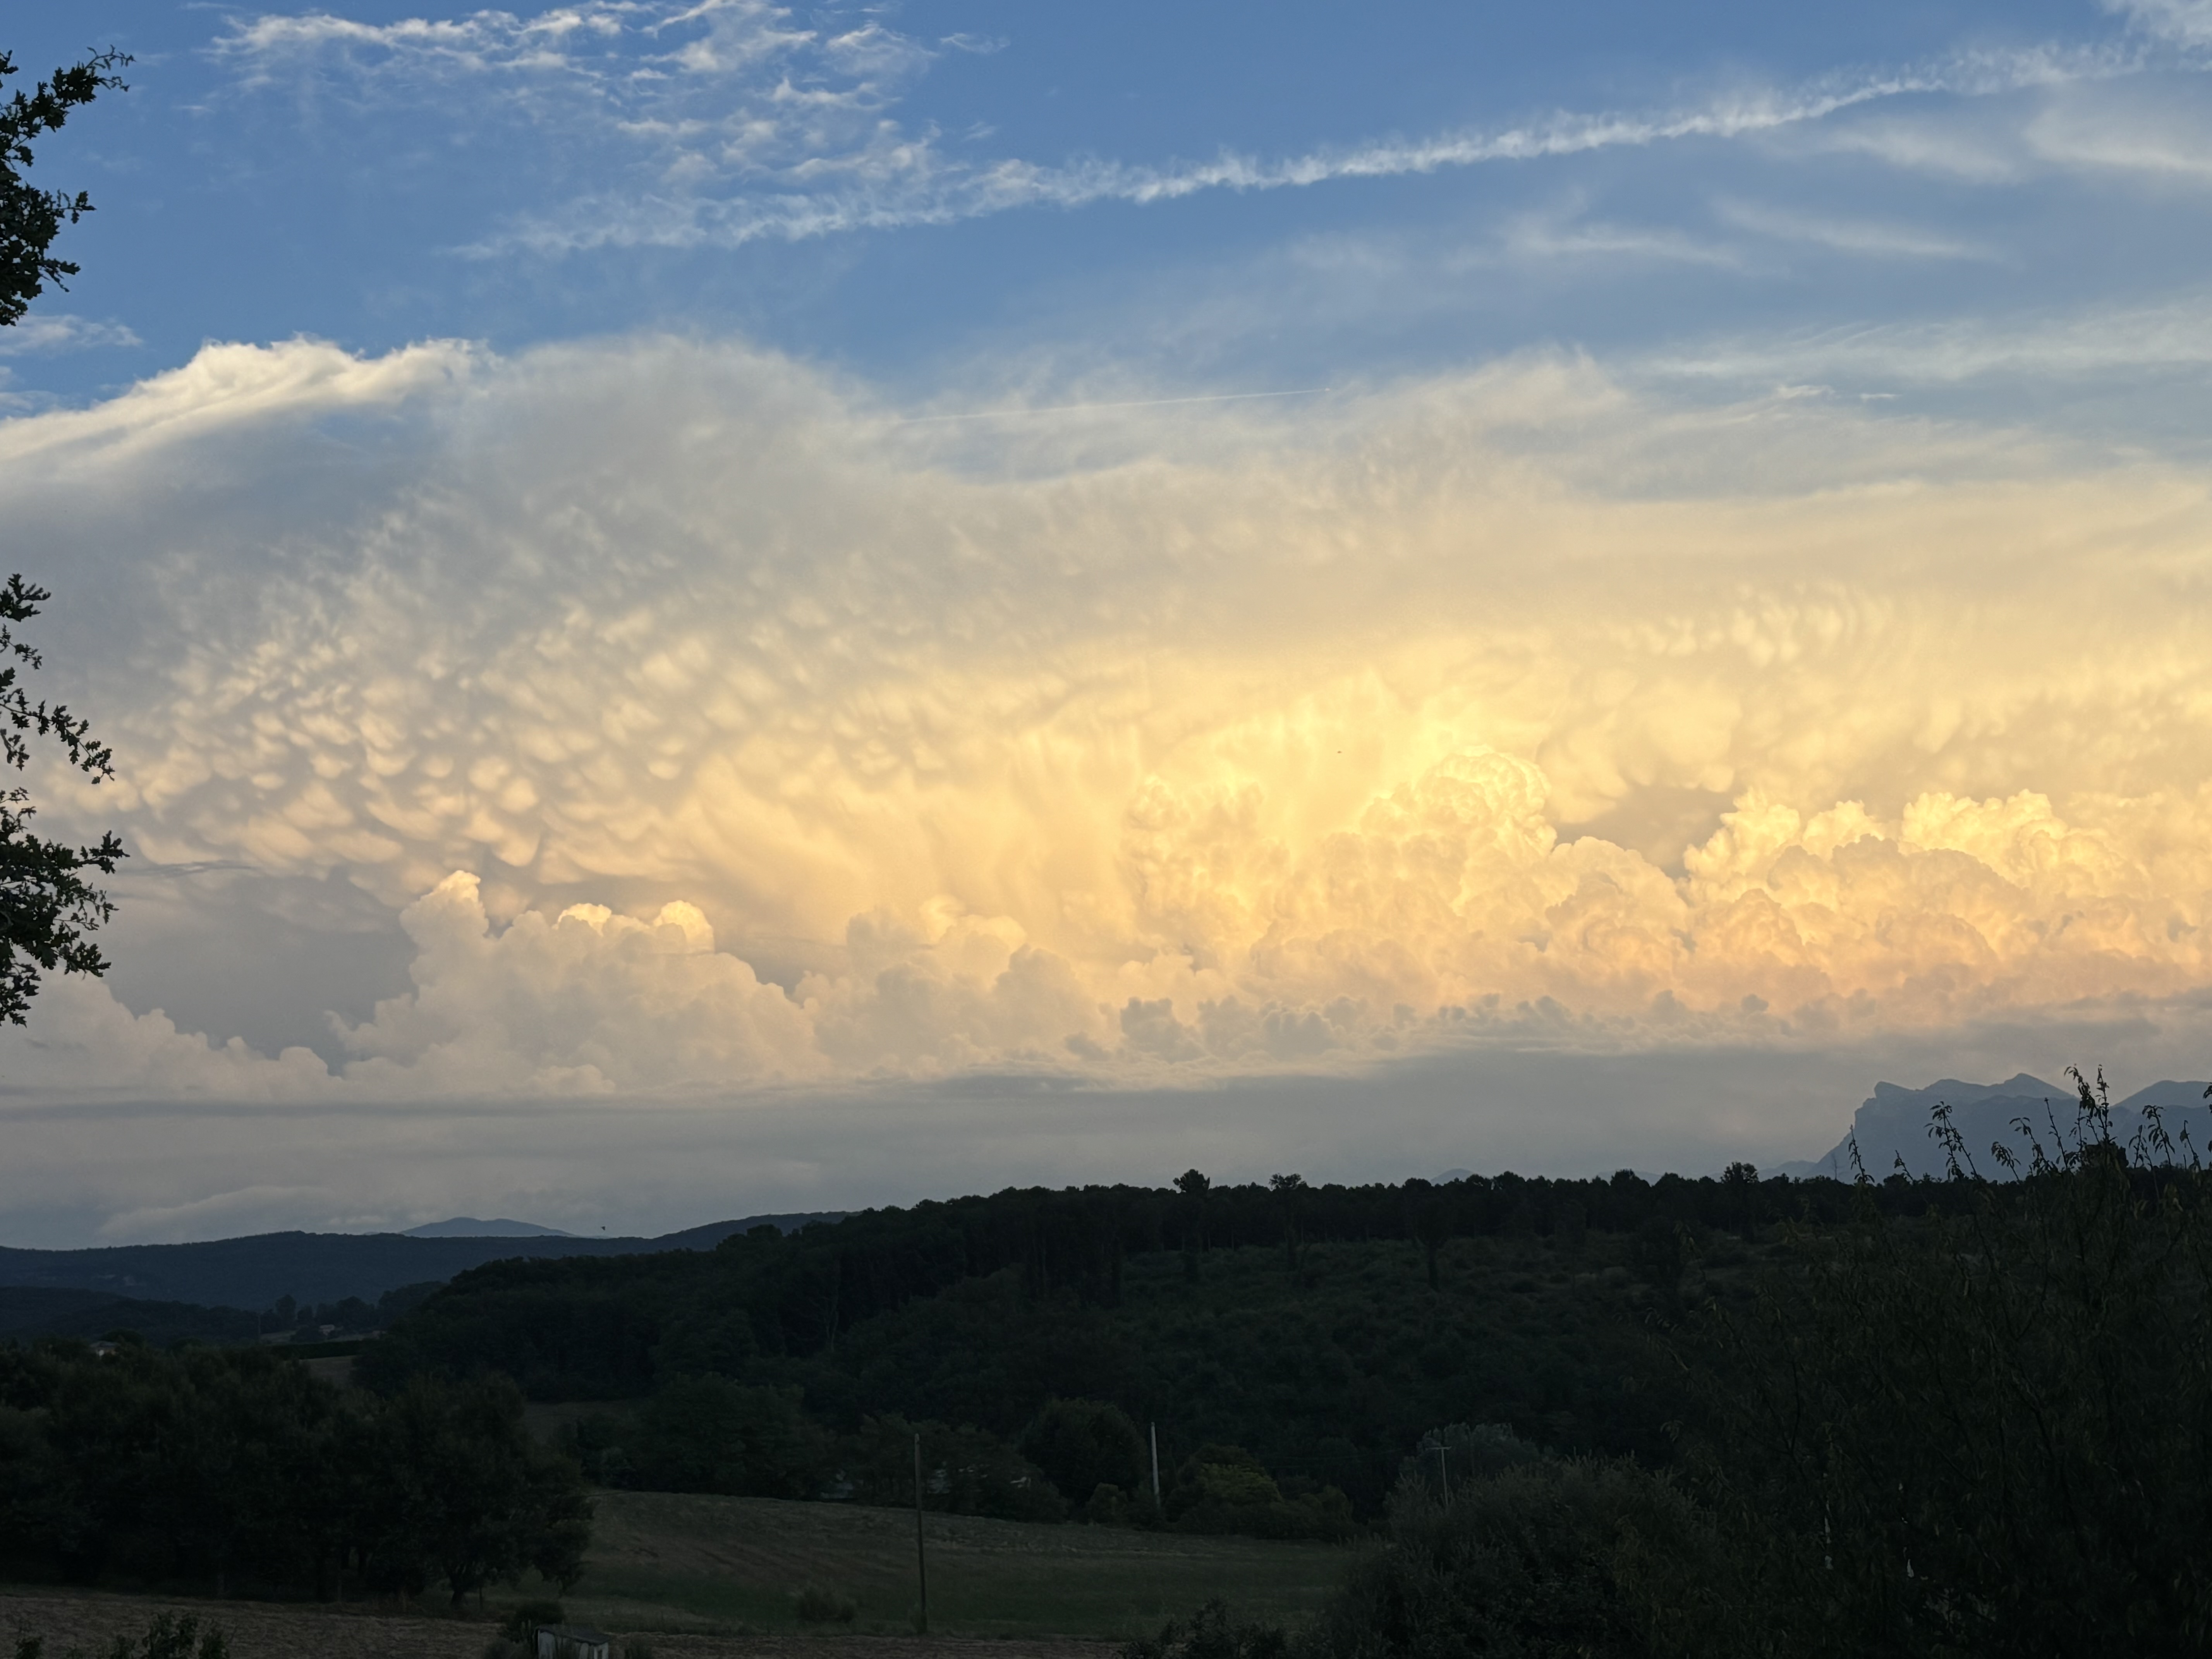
(0, 1588, 1120, 1659)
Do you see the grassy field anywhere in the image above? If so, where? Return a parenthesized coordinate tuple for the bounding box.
(560, 1491, 1358, 1640)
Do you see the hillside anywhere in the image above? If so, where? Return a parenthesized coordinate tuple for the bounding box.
(362, 1168, 1851, 1513)
(0, 1212, 842, 1311)
(0, 1286, 259, 1345)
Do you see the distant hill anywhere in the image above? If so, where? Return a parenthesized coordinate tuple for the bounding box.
(1774, 1075, 2212, 1180)
(0, 1211, 843, 1313)
(402, 1218, 576, 1238)
(0, 1285, 260, 1345)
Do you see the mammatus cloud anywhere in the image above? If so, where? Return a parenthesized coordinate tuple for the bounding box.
(212, 3, 2151, 255)
(6, 337, 2212, 1099)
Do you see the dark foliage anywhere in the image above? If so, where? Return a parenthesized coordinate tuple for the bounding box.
(1690, 1069, 2212, 1656)
(359, 1163, 1927, 1525)
(0, 576, 125, 1024)
(1296, 1460, 1728, 1659)
(0, 47, 127, 326)
(0, 1341, 589, 1604)
(12, 1609, 231, 1659)
(1019, 1396, 1147, 1511)
(0, 50, 129, 1023)
(1125, 1601, 1288, 1659)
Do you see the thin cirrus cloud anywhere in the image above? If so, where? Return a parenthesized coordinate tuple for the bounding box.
(0, 315, 143, 357)
(1643, 289, 2212, 386)
(1710, 198, 1993, 261)
(210, 4, 2152, 256)
(7, 335, 2212, 1104)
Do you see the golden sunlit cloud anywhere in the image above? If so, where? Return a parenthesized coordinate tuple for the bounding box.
(5, 335, 2212, 1097)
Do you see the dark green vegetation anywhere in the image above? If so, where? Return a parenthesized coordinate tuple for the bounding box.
(1111, 1077, 2212, 1657)
(0, 1292, 262, 1349)
(12, 1609, 230, 1659)
(0, 1341, 587, 1607)
(361, 1076, 2212, 1654)
(362, 1171, 1753, 1520)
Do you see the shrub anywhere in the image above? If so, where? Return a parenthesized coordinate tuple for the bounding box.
(1297, 1458, 1731, 1659)
(11, 1616, 233, 1659)
(792, 1585, 857, 1624)
(1019, 1398, 1146, 1504)
(627, 1378, 825, 1498)
(1123, 1601, 1286, 1659)
(1165, 1445, 1352, 1542)
(500, 1601, 564, 1643)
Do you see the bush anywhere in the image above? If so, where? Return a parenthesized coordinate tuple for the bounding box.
(627, 1377, 824, 1498)
(1165, 1445, 1352, 1542)
(1123, 1601, 1285, 1659)
(10, 1615, 231, 1659)
(1019, 1398, 1146, 1506)
(792, 1585, 857, 1623)
(1298, 1458, 1730, 1659)
(500, 1601, 564, 1643)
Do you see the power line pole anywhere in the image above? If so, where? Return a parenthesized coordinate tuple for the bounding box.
(914, 1431, 929, 1634)
(1150, 1421, 1162, 1506)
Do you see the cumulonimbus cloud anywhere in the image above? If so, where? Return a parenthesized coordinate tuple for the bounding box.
(5, 335, 2212, 1098)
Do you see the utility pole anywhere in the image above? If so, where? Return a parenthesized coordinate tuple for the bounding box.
(1429, 1444, 1451, 1509)
(914, 1431, 929, 1634)
(1150, 1421, 1162, 1506)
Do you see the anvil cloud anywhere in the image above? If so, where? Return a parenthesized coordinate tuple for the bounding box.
(5, 335, 2211, 1102)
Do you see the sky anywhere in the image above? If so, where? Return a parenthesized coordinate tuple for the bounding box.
(5, 1, 2212, 1244)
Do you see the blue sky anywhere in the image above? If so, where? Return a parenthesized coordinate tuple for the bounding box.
(10, 3, 2212, 1243)
(13, 0, 2212, 420)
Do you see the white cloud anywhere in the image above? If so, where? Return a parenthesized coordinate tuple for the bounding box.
(0, 337, 472, 466)
(0, 315, 142, 357)
(2026, 91, 2212, 180)
(98, 1185, 344, 1243)
(4, 337, 2212, 1105)
(1500, 205, 1741, 268)
(1807, 111, 2033, 183)
(1713, 198, 1992, 260)
(2105, 0, 2212, 46)
(213, 5, 2148, 255)
(1645, 289, 2212, 385)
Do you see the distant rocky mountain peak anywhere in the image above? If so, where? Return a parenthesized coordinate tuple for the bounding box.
(1772, 1074, 2212, 1180)
(400, 1218, 575, 1238)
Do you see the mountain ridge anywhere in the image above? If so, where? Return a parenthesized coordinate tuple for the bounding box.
(1772, 1075, 2212, 1180)
(0, 1211, 843, 1311)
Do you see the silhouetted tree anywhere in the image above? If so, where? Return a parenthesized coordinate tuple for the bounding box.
(0, 48, 129, 1022)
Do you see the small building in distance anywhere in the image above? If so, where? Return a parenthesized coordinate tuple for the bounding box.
(535, 1626, 613, 1659)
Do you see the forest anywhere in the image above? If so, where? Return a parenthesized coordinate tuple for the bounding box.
(0, 1341, 588, 1606)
